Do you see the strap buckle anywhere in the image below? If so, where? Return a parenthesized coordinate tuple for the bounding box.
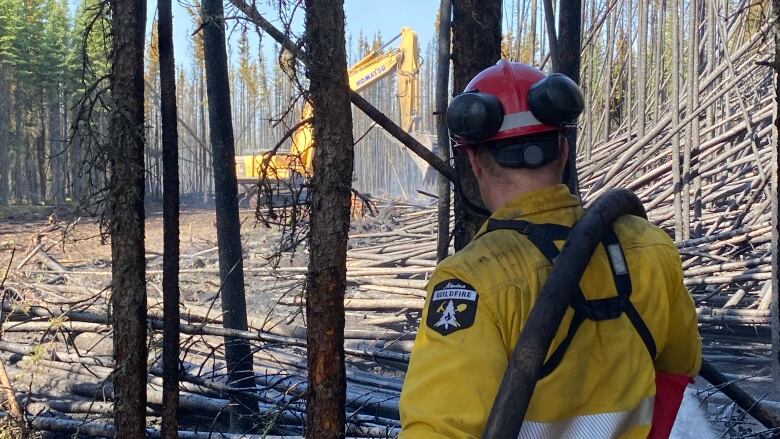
(575, 296, 626, 321)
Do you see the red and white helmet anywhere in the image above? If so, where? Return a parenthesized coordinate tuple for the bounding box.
(447, 60, 584, 146)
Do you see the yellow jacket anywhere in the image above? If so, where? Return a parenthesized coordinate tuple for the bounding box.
(399, 184, 701, 439)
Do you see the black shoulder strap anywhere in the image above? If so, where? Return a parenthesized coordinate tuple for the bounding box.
(483, 218, 656, 378)
(602, 228, 657, 359)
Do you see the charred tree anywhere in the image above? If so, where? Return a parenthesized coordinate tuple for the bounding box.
(556, 0, 582, 196)
(556, 2, 580, 83)
(303, 0, 354, 437)
(108, 0, 147, 436)
(0, 66, 9, 206)
(158, 0, 180, 436)
(200, 0, 259, 431)
(771, 0, 780, 391)
(451, 0, 501, 250)
(671, 0, 683, 241)
(637, 0, 648, 137)
(542, 0, 558, 70)
(436, 0, 452, 262)
(48, 102, 65, 205)
(530, 0, 538, 65)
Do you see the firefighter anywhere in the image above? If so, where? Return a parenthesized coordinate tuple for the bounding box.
(399, 60, 701, 439)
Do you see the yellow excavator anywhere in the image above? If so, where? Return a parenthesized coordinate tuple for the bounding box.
(235, 27, 424, 186)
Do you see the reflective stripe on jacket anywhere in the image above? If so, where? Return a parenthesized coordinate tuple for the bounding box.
(399, 184, 702, 439)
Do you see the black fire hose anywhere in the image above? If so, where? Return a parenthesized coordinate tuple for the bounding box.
(481, 188, 780, 438)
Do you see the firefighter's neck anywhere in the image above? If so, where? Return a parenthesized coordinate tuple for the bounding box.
(464, 139, 568, 213)
(478, 169, 562, 213)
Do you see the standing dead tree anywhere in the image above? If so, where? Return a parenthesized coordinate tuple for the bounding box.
(108, 0, 147, 436)
(303, 0, 355, 436)
(556, 0, 582, 196)
(158, 0, 180, 435)
(436, 0, 452, 262)
(200, 0, 259, 431)
(771, 0, 780, 393)
(451, 0, 501, 250)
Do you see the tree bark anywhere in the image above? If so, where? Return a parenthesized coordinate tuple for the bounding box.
(584, 0, 595, 160)
(0, 66, 10, 205)
(49, 100, 65, 205)
(637, 0, 648, 137)
(158, 0, 180, 436)
(542, 0, 558, 70)
(603, 3, 614, 141)
(771, 0, 780, 394)
(529, 0, 537, 65)
(653, 2, 666, 127)
(70, 109, 84, 202)
(33, 124, 45, 203)
(687, 0, 701, 230)
(624, 0, 633, 139)
(556, 0, 582, 197)
(303, 1, 354, 438)
(200, 0, 259, 431)
(451, 0, 501, 250)
(108, 0, 147, 436)
(436, 0, 452, 263)
(671, 0, 683, 241)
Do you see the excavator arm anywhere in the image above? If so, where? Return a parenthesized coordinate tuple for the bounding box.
(348, 27, 420, 132)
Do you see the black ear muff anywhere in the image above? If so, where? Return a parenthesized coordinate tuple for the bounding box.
(446, 91, 504, 141)
(527, 73, 585, 127)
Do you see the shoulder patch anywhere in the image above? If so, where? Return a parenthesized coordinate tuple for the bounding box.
(426, 279, 479, 336)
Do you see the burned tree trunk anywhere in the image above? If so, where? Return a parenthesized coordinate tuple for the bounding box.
(671, 0, 683, 241)
(303, 1, 354, 437)
(436, 0, 452, 262)
(451, 0, 501, 250)
(0, 66, 9, 205)
(557, 0, 582, 196)
(200, 0, 259, 431)
(542, 0, 558, 70)
(771, 0, 780, 392)
(637, 0, 648, 138)
(49, 101, 65, 205)
(158, 0, 180, 436)
(108, 0, 147, 436)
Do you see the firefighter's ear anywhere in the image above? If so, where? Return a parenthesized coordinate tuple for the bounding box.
(558, 133, 569, 164)
(462, 145, 484, 179)
(557, 133, 569, 177)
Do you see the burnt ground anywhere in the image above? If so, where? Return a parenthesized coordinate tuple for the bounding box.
(0, 203, 777, 437)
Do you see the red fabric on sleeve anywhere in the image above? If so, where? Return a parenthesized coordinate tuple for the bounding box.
(648, 372, 692, 439)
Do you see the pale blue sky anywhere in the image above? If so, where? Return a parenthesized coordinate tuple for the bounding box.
(69, 0, 441, 68)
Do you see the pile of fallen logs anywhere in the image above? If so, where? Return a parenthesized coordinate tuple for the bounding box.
(0, 289, 405, 437)
(578, 8, 775, 338)
(1, 179, 777, 437)
(0, 200, 445, 437)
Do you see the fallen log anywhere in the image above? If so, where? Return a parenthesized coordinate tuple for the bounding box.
(699, 360, 780, 430)
(279, 296, 423, 311)
(0, 355, 20, 420)
(37, 250, 67, 273)
(0, 302, 412, 364)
